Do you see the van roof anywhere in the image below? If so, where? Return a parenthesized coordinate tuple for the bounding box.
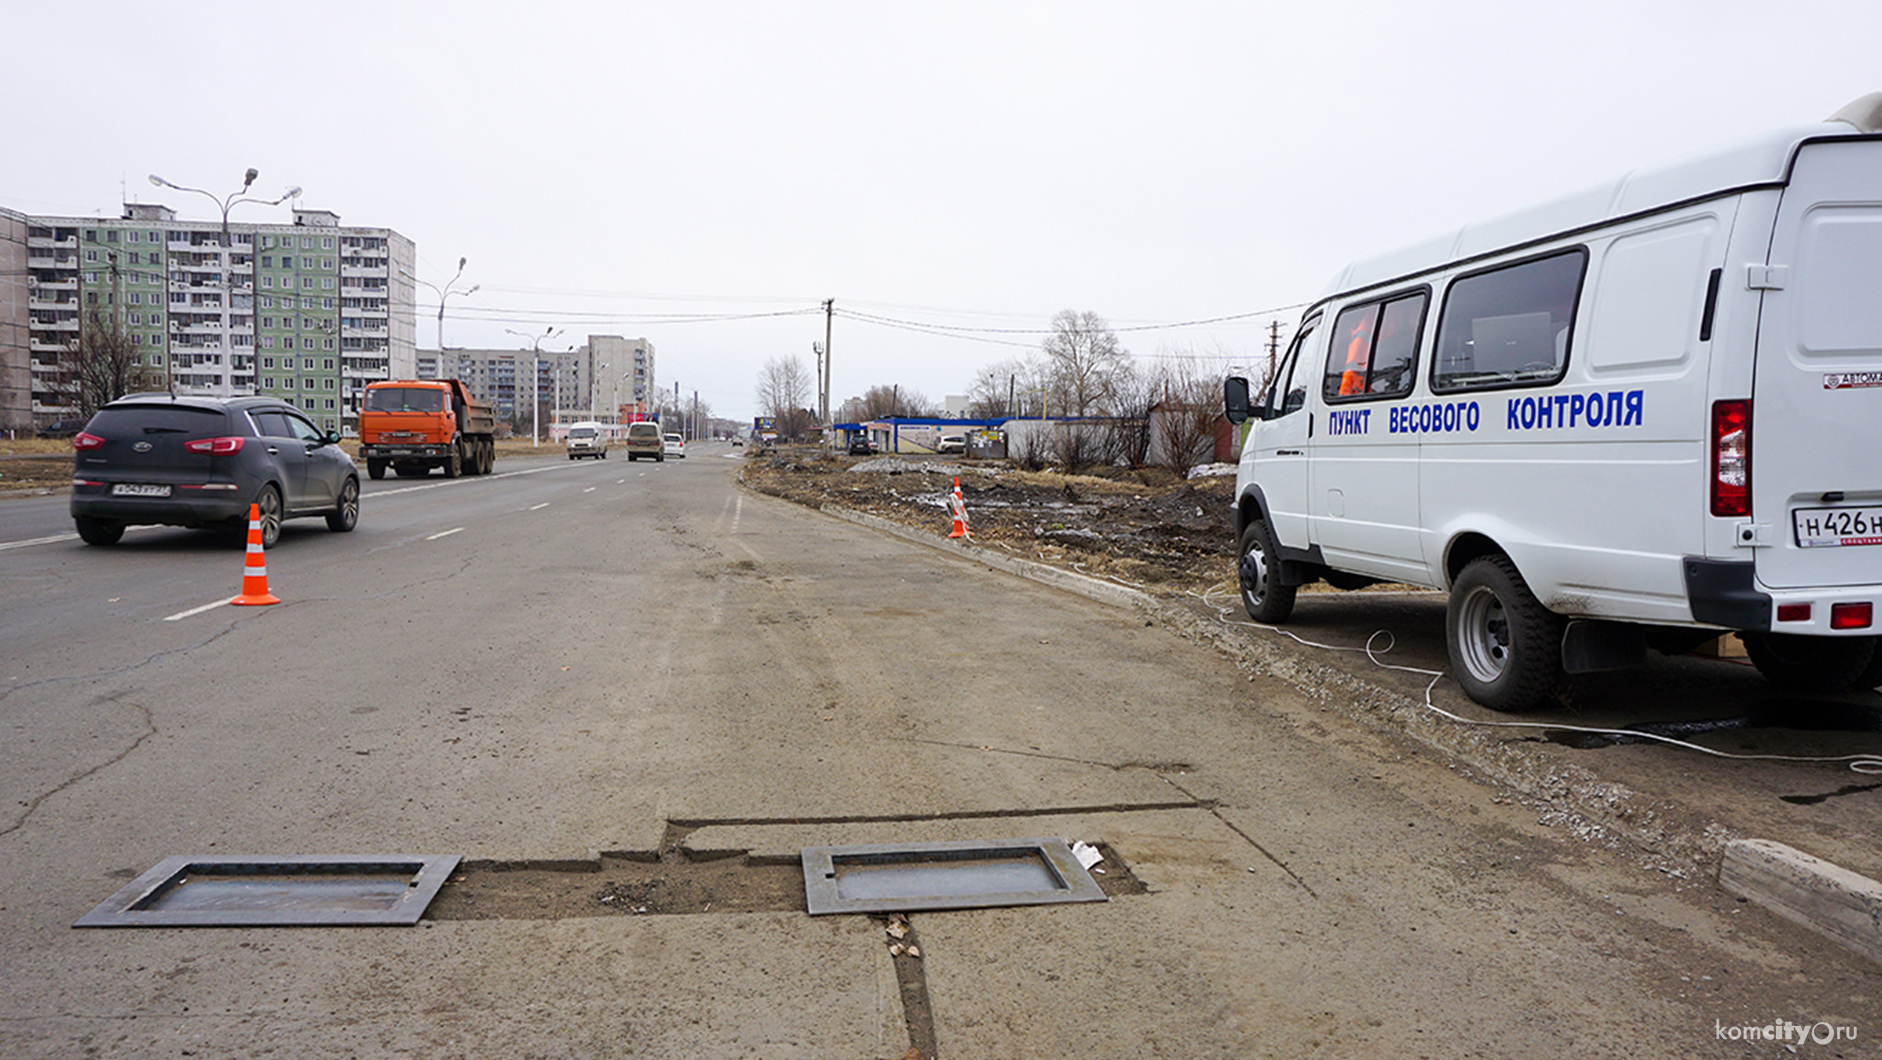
(1318, 96, 1882, 304)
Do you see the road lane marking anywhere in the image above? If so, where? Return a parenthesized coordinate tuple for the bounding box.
(529, 502, 550, 511)
(164, 598, 229, 622)
(583, 487, 596, 493)
(0, 533, 79, 551)
(368, 462, 571, 498)
(426, 527, 465, 540)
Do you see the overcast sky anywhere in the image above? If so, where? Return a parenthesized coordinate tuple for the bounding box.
(4, 1, 1873, 421)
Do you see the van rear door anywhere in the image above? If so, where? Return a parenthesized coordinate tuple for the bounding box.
(1751, 138, 1882, 589)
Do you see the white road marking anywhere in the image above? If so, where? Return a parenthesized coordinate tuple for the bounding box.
(0, 533, 78, 552)
(582, 487, 596, 493)
(529, 502, 550, 511)
(163, 598, 230, 622)
(426, 527, 465, 540)
(369, 462, 570, 498)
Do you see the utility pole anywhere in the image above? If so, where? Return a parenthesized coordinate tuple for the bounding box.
(821, 298, 834, 448)
(1266, 319, 1283, 385)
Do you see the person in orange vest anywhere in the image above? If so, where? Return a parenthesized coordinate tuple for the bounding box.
(1338, 311, 1375, 396)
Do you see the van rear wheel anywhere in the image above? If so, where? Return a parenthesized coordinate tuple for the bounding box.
(1741, 632, 1876, 693)
(1447, 555, 1563, 712)
(1237, 518, 1296, 624)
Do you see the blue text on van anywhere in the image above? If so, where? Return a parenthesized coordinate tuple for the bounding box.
(1506, 390, 1644, 431)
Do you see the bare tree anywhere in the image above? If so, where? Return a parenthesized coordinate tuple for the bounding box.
(966, 354, 1052, 418)
(1041, 310, 1133, 416)
(755, 355, 813, 434)
(842, 384, 937, 421)
(53, 308, 162, 417)
(1144, 353, 1226, 470)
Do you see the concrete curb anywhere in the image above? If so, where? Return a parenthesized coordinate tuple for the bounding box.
(801, 492, 1882, 969)
(1721, 839, 1882, 966)
(817, 505, 1153, 611)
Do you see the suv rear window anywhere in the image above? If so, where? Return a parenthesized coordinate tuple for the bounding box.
(88, 406, 228, 435)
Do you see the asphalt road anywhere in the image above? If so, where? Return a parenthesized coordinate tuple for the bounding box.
(0, 445, 1874, 1058)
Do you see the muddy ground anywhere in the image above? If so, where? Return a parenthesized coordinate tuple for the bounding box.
(738, 446, 1242, 600)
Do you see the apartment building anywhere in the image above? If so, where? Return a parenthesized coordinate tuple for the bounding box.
(18, 201, 415, 436)
(1, 207, 28, 435)
(434, 335, 655, 428)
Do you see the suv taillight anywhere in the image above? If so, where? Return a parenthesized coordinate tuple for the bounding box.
(184, 436, 246, 455)
(1711, 400, 1750, 517)
(73, 432, 105, 450)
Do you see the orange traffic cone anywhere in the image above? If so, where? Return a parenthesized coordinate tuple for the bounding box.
(230, 503, 280, 606)
(948, 476, 971, 539)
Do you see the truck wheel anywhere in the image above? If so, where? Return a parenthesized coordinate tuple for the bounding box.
(75, 516, 125, 546)
(1237, 517, 1296, 624)
(366, 458, 386, 480)
(1447, 555, 1562, 712)
(442, 443, 462, 478)
(1741, 632, 1876, 693)
(480, 440, 494, 474)
(326, 477, 359, 532)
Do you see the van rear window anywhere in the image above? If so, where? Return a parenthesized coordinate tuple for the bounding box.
(1431, 249, 1586, 393)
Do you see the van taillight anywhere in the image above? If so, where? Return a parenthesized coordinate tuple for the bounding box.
(73, 432, 105, 450)
(1710, 400, 1750, 517)
(183, 436, 246, 455)
(1831, 602, 1873, 630)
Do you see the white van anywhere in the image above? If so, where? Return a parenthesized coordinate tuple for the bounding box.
(1224, 93, 1882, 711)
(565, 421, 608, 460)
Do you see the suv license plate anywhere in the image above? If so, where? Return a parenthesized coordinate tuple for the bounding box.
(112, 483, 172, 498)
(1794, 506, 1882, 548)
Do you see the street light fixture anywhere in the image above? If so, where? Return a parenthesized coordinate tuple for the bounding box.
(505, 325, 561, 447)
(146, 170, 301, 397)
(410, 256, 479, 355)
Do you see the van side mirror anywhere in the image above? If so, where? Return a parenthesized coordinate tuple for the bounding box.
(325, 430, 342, 445)
(1224, 376, 1253, 425)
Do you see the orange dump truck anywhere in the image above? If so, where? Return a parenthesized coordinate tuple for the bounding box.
(358, 379, 497, 480)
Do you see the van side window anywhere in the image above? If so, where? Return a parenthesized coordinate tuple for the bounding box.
(1266, 318, 1318, 417)
(1430, 249, 1587, 392)
(1322, 291, 1426, 401)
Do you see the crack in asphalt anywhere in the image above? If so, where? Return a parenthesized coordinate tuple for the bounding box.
(1156, 773, 1321, 899)
(0, 619, 246, 705)
(2, 692, 155, 838)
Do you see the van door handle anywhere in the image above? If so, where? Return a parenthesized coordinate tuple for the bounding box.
(1276, 449, 1304, 456)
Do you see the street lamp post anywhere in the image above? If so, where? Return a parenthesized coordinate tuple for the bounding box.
(147, 170, 300, 397)
(410, 257, 478, 354)
(505, 325, 561, 446)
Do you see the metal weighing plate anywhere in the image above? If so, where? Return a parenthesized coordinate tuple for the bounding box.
(800, 837, 1107, 916)
(74, 854, 461, 928)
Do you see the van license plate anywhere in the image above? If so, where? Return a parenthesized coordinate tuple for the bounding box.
(1794, 506, 1882, 548)
(112, 483, 171, 497)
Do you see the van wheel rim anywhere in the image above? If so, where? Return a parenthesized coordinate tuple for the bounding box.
(1240, 543, 1269, 604)
(1456, 585, 1511, 682)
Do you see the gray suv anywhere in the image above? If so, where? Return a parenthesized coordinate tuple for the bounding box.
(69, 394, 360, 547)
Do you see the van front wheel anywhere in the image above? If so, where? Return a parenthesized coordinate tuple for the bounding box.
(1741, 632, 1876, 693)
(1237, 518, 1296, 624)
(1447, 555, 1562, 712)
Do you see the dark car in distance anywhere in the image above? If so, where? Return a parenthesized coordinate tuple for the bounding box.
(847, 437, 877, 456)
(69, 394, 360, 547)
(37, 418, 89, 438)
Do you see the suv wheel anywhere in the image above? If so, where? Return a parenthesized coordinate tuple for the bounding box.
(75, 516, 125, 546)
(252, 484, 283, 549)
(326, 477, 359, 532)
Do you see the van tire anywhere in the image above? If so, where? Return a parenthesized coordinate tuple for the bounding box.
(1741, 632, 1876, 693)
(1447, 555, 1562, 712)
(1237, 518, 1296, 624)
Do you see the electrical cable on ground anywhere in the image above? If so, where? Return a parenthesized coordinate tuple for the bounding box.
(1191, 584, 1882, 776)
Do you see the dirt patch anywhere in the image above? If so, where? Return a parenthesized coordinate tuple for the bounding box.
(0, 452, 74, 493)
(740, 447, 1240, 598)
